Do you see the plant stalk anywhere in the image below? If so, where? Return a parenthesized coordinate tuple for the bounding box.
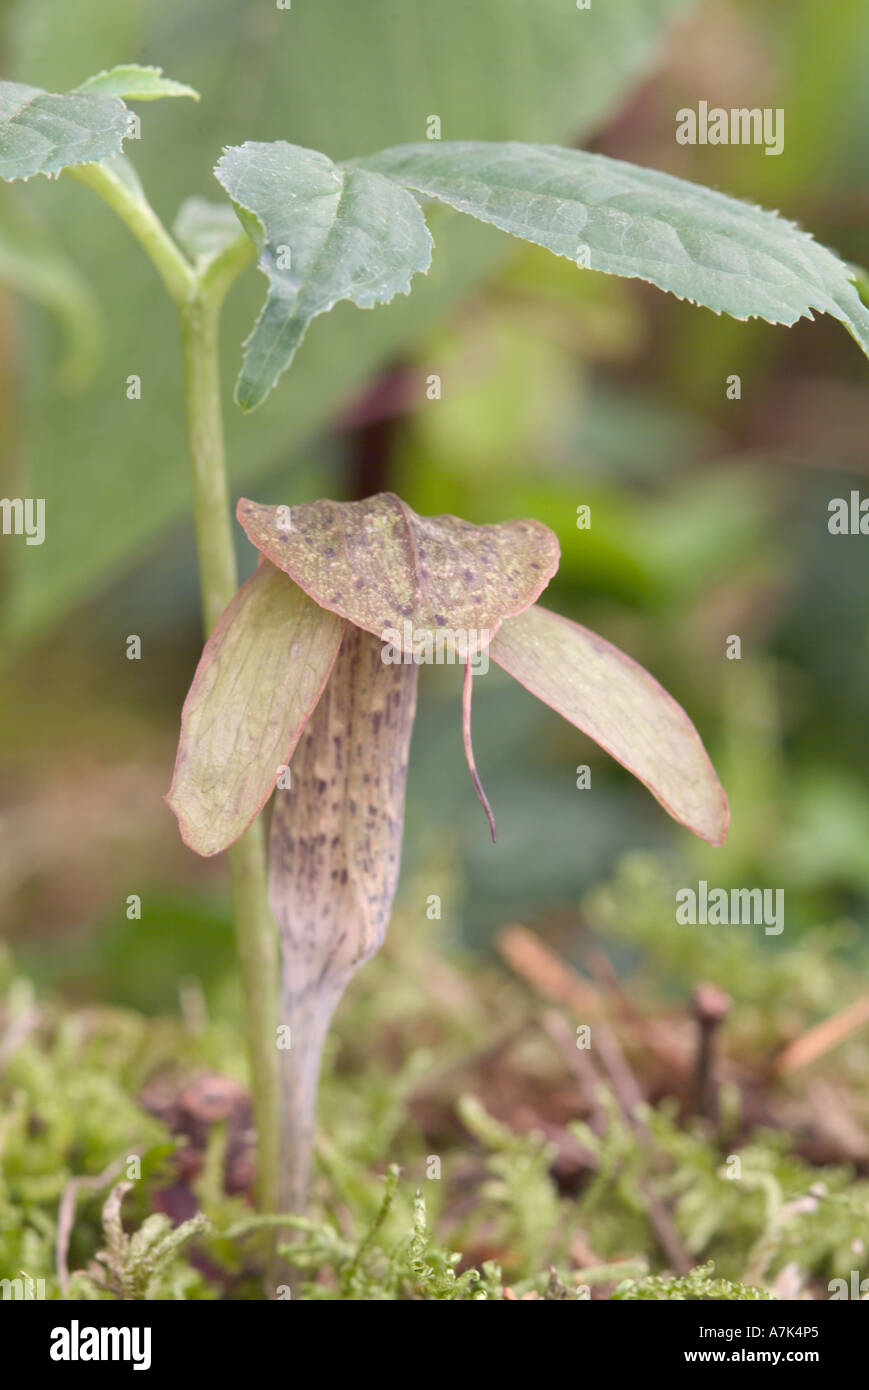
(69, 159, 277, 1212)
(68, 161, 195, 307)
(179, 294, 279, 1214)
(276, 983, 342, 1215)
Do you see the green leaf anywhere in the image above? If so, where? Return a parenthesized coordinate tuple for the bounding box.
(0, 64, 196, 184)
(0, 80, 130, 181)
(166, 561, 345, 857)
(72, 65, 199, 102)
(236, 493, 559, 648)
(172, 196, 244, 268)
(360, 142, 869, 358)
(5, 0, 693, 635)
(490, 603, 729, 845)
(215, 142, 434, 410)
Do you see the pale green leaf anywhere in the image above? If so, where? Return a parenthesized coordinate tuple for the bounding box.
(215, 142, 434, 409)
(98, 151, 146, 202)
(490, 603, 729, 845)
(172, 196, 244, 268)
(73, 65, 199, 102)
(166, 561, 345, 856)
(0, 80, 129, 181)
(361, 142, 869, 357)
(237, 492, 559, 648)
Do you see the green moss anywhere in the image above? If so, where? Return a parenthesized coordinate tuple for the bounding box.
(2, 869, 869, 1301)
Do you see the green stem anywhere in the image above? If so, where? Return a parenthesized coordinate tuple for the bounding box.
(178, 298, 239, 630)
(224, 822, 279, 1217)
(179, 296, 279, 1215)
(68, 161, 195, 308)
(199, 230, 256, 305)
(69, 160, 278, 1212)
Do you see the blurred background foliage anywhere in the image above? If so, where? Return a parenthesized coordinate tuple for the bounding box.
(1, 0, 868, 1104)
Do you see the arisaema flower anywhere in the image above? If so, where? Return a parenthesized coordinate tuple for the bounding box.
(167, 493, 728, 1208)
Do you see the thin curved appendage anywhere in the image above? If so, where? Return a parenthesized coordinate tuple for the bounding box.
(462, 660, 497, 843)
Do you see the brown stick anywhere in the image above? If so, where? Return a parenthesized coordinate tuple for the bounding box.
(497, 924, 599, 1015)
(692, 983, 731, 1120)
(772, 994, 869, 1076)
(56, 1158, 124, 1293)
(541, 1010, 606, 1132)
